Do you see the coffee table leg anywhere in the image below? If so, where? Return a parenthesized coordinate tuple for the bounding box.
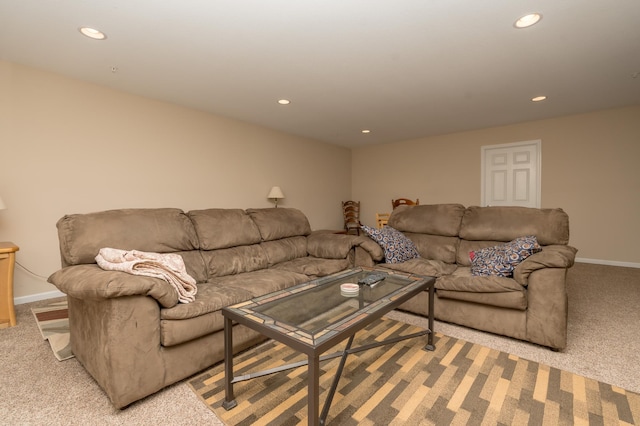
(309, 354, 320, 426)
(425, 283, 435, 351)
(222, 316, 237, 410)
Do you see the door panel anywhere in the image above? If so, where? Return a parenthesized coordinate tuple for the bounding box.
(481, 140, 541, 208)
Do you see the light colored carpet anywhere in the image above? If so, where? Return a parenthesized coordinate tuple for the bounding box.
(0, 262, 638, 424)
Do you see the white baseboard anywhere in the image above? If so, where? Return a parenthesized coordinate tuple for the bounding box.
(576, 257, 640, 269)
(14, 290, 66, 305)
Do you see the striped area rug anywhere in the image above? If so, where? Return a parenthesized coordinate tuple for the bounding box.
(189, 317, 640, 425)
(32, 300, 73, 361)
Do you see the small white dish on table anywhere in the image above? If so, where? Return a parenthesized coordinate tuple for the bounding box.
(340, 283, 359, 297)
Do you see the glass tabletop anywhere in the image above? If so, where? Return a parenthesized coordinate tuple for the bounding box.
(224, 268, 433, 348)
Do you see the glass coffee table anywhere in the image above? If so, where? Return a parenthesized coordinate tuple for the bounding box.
(222, 267, 435, 426)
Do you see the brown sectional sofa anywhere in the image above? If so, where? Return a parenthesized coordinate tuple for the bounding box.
(48, 203, 576, 409)
(48, 207, 368, 408)
(355, 204, 578, 351)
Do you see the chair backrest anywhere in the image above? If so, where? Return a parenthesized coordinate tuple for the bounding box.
(342, 201, 361, 233)
(392, 198, 420, 209)
(376, 212, 390, 229)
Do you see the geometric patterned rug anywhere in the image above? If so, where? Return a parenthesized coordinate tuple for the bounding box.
(32, 299, 73, 361)
(189, 317, 640, 425)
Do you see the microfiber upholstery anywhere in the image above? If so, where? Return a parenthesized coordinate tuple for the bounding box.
(49, 206, 370, 409)
(261, 236, 308, 266)
(459, 206, 570, 245)
(359, 204, 577, 352)
(388, 204, 465, 236)
(56, 208, 200, 267)
(187, 209, 262, 250)
(246, 207, 312, 241)
(200, 244, 269, 277)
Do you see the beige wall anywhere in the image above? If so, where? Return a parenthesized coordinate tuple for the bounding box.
(3, 60, 638, 301)
(0, 61, 351, 300)
(352, 105, 640, 265)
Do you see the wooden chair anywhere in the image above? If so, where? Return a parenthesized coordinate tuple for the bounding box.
(376, 213, 390, 229)
(392, 198, 420, 209)
(342, 201, 361, 235)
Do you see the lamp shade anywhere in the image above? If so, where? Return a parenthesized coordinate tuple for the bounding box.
(267, 186, 285, 199)
(0, 195, 5, 210)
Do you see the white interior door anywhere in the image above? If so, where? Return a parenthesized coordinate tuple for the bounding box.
(481, 140, 541, 208)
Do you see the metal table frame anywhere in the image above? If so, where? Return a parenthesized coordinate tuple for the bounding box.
(222, 268, 435, 426)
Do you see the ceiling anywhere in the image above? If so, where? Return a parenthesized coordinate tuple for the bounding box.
(1, 1, 639, 148)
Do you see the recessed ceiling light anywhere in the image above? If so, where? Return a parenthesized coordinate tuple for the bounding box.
(79, 27, 107, 40)
(514, 13, 542, 29)
(361, 129, 371, 134)
(531, 95, 547, 102)
(277, 99, 291, 105)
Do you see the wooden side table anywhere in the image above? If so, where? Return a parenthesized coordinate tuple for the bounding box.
(0, 242, 19, 329)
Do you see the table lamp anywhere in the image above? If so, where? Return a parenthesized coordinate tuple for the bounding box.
(267, 186, 285, 208)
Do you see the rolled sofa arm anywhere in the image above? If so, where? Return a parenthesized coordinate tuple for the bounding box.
(356, 236, 385, 261)
(48, 265, 180, 308)
(352, 236, 385, 266)
(307, 232, 361, 259)
(306, 232, 384, 262)
(513, 245, 578, 286)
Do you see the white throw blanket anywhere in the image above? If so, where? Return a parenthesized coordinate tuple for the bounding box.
(95, 248, 197, 303)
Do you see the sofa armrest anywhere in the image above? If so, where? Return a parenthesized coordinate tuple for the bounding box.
(352, 236, 385, 265)
(525, 267, 570, 349)
(513, 245, 578, 286)
(356, 236, 384, 261)
(48, 264, 180, 308)
(306, 232, 358, 259)
(307, 232, 384, 263)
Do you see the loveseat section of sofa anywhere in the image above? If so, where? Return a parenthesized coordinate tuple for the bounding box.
(359, 204, 577, 350)
(48, 206, 363, 408)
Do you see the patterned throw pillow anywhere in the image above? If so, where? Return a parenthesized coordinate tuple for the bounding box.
(470, 235, 542, 277)
(361, 225, 420, 264)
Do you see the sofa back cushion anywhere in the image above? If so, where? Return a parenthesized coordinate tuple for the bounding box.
(56, 208, 200, 267)
(246, 208, 312, 241)
(388, 204, 466, 236)
(404, 233, 459, 264)
(261, 236, 308, 266)
(459, 206, 570, 245)
(188, 209, 262, 250)
(200, 245, 269, 277)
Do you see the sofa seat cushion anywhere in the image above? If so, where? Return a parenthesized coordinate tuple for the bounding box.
(271, 257, 351, 278)
(378, 258, 457, 278)
(160, 283, 253, 346)
(435, 267, 527, 310)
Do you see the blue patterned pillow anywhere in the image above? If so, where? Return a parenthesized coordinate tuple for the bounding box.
(361, 225, 420, 264)
(470, 235, 542, 277)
